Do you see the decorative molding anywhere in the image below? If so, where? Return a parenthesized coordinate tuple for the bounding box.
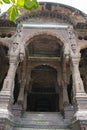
(16, 10, 74, 25)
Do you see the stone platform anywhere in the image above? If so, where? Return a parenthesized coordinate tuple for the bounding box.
(14, 112, 71, 130)
(15, 128, 70, 130)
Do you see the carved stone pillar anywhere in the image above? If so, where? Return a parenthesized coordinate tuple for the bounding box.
(61, 56, 74, 119)
(12, 54, 26, 117)
(62, 57, 69, 106)
(62, 77, 74, 119)
(18, 80, 25, 103)
(70, 54, 87, 124)
(71, 56, 85, 95)
(0, 54, 19, 130)
(0, 54, 18, 105)
(2, 62, 17, 93)
(18, 58, 26, 102)
(15, 79, 26, 117)
(67, 26, 87, 130)
(62, 80, 69, 106)
(0, 24, 25, 130)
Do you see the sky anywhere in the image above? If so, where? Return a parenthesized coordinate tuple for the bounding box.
(0, 0, 87, 14)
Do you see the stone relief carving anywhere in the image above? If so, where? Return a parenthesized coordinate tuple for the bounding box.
(10, 24, 25, 62)
(65, 26, 86, 96)
(68, 26, 77, 54)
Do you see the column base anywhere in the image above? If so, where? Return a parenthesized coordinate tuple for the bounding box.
(73, 110, 87, 120)
(63, 104, 74, 119)
(12, 101, 23, 117)
(70, 119, 87, 130)
(0, 90, 15, 129)
(73, 92, 87, 111)
(70, 93, 87, 130)
(75, 92, 87, 97)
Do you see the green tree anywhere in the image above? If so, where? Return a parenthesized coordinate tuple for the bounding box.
(0, 0, 39, 22)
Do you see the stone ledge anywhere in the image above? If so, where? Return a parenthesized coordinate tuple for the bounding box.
(73, 110, 87, 121)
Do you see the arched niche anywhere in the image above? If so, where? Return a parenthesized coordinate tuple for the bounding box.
(27, 34, 63, 57)
(27, 65, 59, 112)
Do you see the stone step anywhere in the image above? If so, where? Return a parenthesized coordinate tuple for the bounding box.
(15, 112, 70, 129)
(15, 128, 70, 130)
(18, 121, 69, 129)
(22, 112, 63, 120)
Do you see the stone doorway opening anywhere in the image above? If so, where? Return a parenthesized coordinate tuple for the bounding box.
(25, 34, 63, 112)
(27, 65, 59, 112)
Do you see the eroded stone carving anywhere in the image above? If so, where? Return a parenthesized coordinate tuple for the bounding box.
(68, 26, 77, 54)
(1, 24, 25, 94)
(11, 23, 25, 62)
(71, 55, 85, 94)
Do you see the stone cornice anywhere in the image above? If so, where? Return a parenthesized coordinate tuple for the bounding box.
(16, 10, 75, 25)
(0, 2, 87, 29)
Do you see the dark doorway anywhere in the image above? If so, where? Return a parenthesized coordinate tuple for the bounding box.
(26, 65, 59, 112)
(27, 92, 59, 112)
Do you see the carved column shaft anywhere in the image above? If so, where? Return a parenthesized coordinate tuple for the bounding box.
(18, 59, 26, 103)
(0, 58, 19, 116)
(18, 80, 26, 103)
(2, 62, 17, 92)
(62, 57, 69, 106)
(71, 56, 85, 95)
(70, 55, 87, 117)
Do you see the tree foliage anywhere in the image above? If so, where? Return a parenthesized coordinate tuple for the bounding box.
(0, 0, 39, 22)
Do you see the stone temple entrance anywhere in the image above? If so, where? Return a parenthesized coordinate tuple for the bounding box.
(25, 34, 63, 113)
(27, 65, 59, 112)
(0, 1, 87, 130)
(8, 24, 75, 129)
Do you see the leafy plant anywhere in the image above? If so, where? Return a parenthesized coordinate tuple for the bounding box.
(0, 0, 39, 22)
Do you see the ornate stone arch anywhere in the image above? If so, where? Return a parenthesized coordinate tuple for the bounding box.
(15, 2, 86, 28)
(25, 31, 65, 48)
(16, 10, 74, 25)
